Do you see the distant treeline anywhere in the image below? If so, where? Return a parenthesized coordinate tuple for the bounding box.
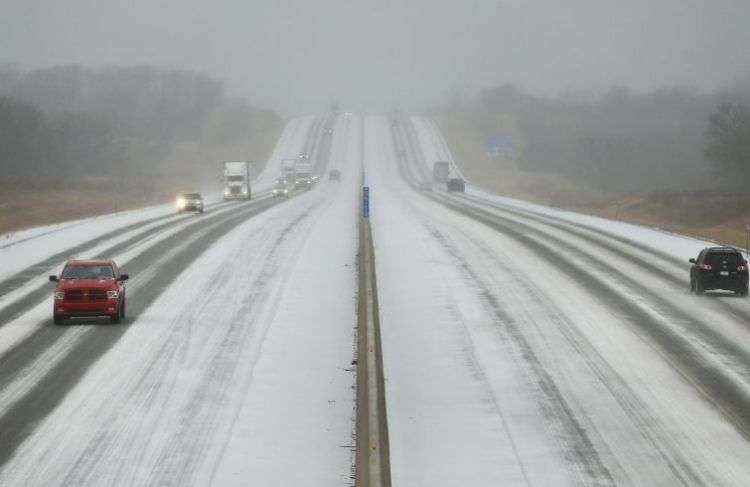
(0, 65, 280, 180)
(450, 82, 750, 192)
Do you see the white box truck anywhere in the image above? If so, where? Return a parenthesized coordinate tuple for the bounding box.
(281, 158, 297, 186)
(432, 161, 450, 183)
(223, 161, 252, 200)
(294, 160, 314, 190)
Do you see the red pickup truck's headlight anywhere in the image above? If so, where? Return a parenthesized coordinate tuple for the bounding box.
(107, 290, 119, 299)
(54, 291, 65, 300)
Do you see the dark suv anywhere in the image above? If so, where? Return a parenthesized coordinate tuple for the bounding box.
(689, 247, 748, 296)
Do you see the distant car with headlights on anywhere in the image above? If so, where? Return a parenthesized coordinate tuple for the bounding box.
(49, 259, 129, 324)
(272, 178, 292, 198)
(176, 192, 204, 213)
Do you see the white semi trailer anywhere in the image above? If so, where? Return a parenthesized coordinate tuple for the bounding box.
(432, 161, 450, 183)
(294, 160, 313, 189)
(223, 161, 252, 200)
(281, 158, 297, 185)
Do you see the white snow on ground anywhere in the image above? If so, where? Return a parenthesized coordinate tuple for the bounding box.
(209, 113, 358, 486)
(373, 115, 750, 485)
(410, 115, 727, 260)
(251, 115, 316, 191)
(366, 116, 575, 485)
(0, 201, 183, 282)
(0, 114, 356, 486)
(0, 116, 315, 283)
(4, 112, 750, 486)
(0, 117, 318, 366)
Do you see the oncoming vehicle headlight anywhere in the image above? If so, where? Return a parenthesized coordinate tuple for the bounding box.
(107, 290, 119, 299)
(176, 197, 186, 209)
(224, 188, 230, 195)
(54, 291, 65, 300)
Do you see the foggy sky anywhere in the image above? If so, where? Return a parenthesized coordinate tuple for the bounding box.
(1, 0, 750, 113)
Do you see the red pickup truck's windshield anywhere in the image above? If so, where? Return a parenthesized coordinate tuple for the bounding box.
(62, 266, 114, 279)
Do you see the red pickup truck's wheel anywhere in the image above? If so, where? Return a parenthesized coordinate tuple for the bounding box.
(53, 314, 65, 325)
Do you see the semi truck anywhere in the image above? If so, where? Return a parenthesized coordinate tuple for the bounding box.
(294, 161, 314, 190)
(433, 161, 450, 183)
(281, 158, 298, 186)
(223, 161, 252, 200)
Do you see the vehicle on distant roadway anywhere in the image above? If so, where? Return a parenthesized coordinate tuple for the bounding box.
(328, 169, 341, 181)
(281, 158, 298, 186)
(49, 259, 129, 324)
(223, 161, 252, 200)
(447, 178, 465, 193)
(295, 160, 314, 189)
(272, 178, 293, 198)
(433, 161, 450, 183)
(690, 247, 748, 296)
(295, 176, 313, 190)
(176, 192, 204, 213)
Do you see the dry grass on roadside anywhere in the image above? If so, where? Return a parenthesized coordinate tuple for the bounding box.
(434, 114, 750, 250)
(0, 175, 218, 236)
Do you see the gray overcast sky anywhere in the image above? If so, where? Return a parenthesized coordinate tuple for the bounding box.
(1, 0, 749, 113)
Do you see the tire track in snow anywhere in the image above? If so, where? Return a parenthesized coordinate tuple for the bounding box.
(56, 197, 329, 486)
(147, 204, 328, 485)
(0, 196, 281, 466)
(0, 115, 322, 326)
(393, 115, 746, 484)
(461, 231, 710, 486)
(456, 192, 750, 325)
(0, 114, 334, 470)
(418, 216, 615, 486)
(397, 115, 750, 441)
(425, 195, 750, 443)
(0, 200, 247, 329)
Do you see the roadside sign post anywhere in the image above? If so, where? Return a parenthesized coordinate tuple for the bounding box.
(363, 186, 370, 218)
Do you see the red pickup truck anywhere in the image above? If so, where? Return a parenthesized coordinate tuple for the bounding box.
(49, 259, 129, 324)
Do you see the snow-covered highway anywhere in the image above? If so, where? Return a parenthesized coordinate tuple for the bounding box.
(374, 115, 750, 485)
(0, 114, 358, 485)
(1, 112, 750, 486)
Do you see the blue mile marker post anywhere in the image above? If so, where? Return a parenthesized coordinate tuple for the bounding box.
(363, 186, 370, 218)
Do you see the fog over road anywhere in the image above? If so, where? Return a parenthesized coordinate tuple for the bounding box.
(1, 114, 750, 485)
(4, 0, 750, 111)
